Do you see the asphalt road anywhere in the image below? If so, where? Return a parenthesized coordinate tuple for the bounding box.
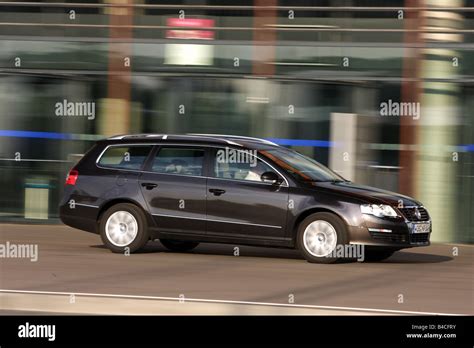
(1, 224, 473, 315)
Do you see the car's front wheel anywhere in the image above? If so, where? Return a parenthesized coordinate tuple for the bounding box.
(160, 239, 200, 252)
(99, 203, 149, 253)
(297, 212, 349, 264)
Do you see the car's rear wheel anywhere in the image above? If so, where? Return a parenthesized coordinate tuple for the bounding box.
(99, 203, 149, 253)
(364, 249, 397, 262)
(297, 212, 349, 264)
(160, 239, 200, 252)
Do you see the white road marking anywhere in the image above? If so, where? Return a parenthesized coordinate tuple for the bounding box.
(0, 289, 465, 316)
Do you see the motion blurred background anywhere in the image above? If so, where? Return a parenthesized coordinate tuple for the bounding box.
(0, 0, 472, 243)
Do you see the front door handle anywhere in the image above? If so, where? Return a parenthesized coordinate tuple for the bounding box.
(141, 182, 158, 190)
(209, 188, 226, 196)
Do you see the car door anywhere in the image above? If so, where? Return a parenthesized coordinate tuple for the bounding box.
(139, 145, 208, 235)
(206, 147, 289, 239)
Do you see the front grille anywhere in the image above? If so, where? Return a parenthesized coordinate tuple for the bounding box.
(370, 231, 430, 245)
(370, 232, 407, 243)
(399, 206, 430, 221)
(409, 233, 430, 244)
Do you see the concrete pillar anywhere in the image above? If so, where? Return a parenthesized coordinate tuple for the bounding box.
(100, 0, 133, 137)
(415, 1, 463, 242)
(330, 113, 357, 181)
(253, 0, 276, 76)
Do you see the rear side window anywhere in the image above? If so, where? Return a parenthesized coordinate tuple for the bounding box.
(98, 145, 152, 170)
(151, 147, 205, 176)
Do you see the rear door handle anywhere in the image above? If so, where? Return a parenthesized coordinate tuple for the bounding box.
(141, 182, 158, 190)
(209, 188, 226, 196)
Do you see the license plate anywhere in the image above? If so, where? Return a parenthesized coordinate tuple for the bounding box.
(412, 222, 431, 234)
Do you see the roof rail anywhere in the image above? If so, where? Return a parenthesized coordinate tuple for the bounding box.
(107, 133, 163, 140)
(181, 134, 242, 146)
(189, 133, 278, 146)
(107, 134, 129, 140)
(107, 133, 243, 146)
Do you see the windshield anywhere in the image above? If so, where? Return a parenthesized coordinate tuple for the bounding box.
(260, 148, 347, 183)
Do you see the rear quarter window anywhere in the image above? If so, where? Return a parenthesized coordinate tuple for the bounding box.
(97, 145, 152, 170)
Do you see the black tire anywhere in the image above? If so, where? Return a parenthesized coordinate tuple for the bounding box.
(363, 249, 396, 262)
(99, 203, 149, 253)
(160, 239, 200, 252)
(296, 212, 349, 264)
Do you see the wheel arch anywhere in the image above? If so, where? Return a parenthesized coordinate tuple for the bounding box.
(96, 198, 154, 228)
(291, 207, 350, 242)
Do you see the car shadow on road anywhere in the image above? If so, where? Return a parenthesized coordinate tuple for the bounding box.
(90, 243, 453, 263)
(382, 251, 453, 264)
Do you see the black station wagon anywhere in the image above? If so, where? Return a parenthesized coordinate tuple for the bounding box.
(59, 134, 431, 263)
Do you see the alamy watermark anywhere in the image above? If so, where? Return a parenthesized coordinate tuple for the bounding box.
(18, 322, 55, 341)
(326, 244, 365, 262)
(0, 241, 38, 262)
(216, 147, 257, 167)
(55, 99, 95, 120)
(380, 99, 420, 120)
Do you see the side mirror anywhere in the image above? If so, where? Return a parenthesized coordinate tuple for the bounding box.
(261, 171, 282, 185)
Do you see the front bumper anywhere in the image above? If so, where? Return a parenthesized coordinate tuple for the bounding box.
(348, 214, 431, 247)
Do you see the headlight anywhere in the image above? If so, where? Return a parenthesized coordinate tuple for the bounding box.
(360, 204, 398, 218)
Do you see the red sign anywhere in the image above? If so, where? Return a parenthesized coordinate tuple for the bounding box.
(166, 18, 215, 40)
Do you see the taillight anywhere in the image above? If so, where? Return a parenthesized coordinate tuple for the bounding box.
(65, 169, 79, 185)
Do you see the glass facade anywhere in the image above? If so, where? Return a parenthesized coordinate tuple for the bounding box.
(0, 1, 472, 243)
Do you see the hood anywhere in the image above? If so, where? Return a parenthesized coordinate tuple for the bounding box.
(312, 181, 422, 207)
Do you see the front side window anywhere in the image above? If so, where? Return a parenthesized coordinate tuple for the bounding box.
(213, 148, 276, 182)
(98, 145, 152, 170)
(151, 147, 205, 176)
(260, 148, 347, 183)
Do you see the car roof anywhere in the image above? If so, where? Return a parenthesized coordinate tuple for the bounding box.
(99, 133, 280, 150)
